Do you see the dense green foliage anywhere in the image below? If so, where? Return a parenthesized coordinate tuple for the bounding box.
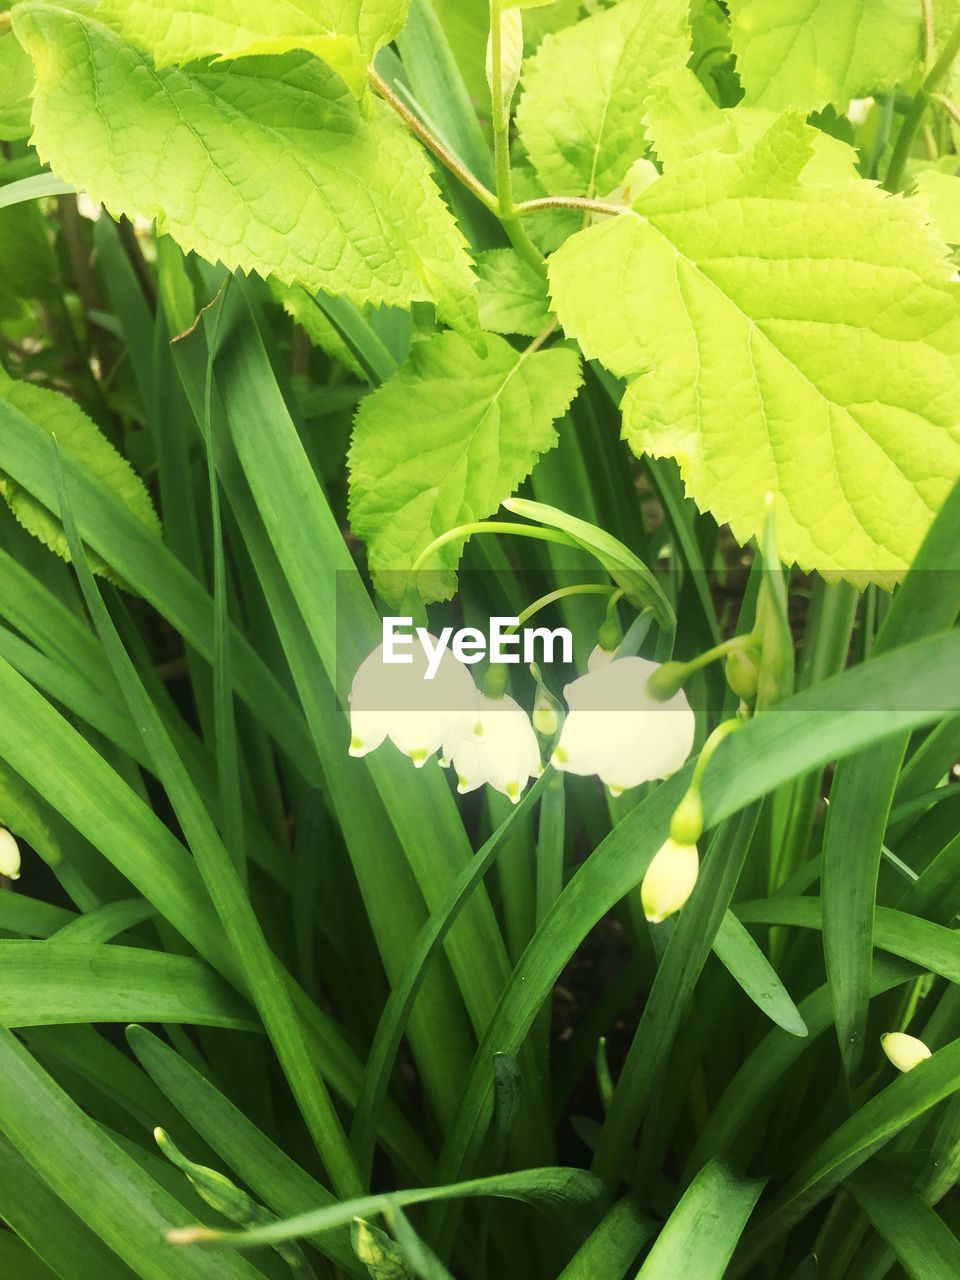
(0, 0, 959, 1277)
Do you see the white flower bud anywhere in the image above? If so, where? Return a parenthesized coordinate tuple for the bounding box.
(881, 1031, 932, 1073)
(0, 828, 20, 880)
(641, 838, 699, 923)
(552, 657, 695, 794)
(348, 640, 483, 767)
(532, 691, 559, 737)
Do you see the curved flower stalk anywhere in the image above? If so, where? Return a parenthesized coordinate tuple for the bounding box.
(0, 828, 20, 880)
(551, 656, 696, 796)
(348, 640, 483, 767)
(441, 693, 541, 804)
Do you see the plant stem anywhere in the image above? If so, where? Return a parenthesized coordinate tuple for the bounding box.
(409, 521, 581, 576)
(885, 16, 960, 192)
(368, 66, 499, 214)
(508, 583, 616, 632)
(516, 194, 627, 219)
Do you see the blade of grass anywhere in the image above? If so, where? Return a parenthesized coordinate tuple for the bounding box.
(636, 1159, 765, 1279)
(845, 1163, 960, 1280)
(0, 942, 255, 1029)
(55, 449, 365, 1197)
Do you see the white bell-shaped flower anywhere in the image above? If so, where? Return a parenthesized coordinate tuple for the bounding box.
(587, 643, 616, 672)
(881, 1031, 932, 1073)
(551, 656, 695, 795)
(641, 838, 699, 923)
(0, 828, 20, 880)
(348, 640, 483, 768)
(441, 694, 541, 804)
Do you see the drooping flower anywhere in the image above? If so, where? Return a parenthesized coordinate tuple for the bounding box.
(551, 656, 695, 795)
(881, 1031, 932, 1073)
(0, 828, 20, 880)
(641, 838, 699, 923)
(348, 639, 483, 767)
(441, 694, 541, 804)
(587, 643, 616, 672)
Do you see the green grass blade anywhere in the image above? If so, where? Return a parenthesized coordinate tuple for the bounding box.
(0, 1030, 263, 1280)
(733, 1039, 960, 1274)
(636, 1159, 765, 1279)
(55, 450, 366, 1198)
(556, 1198, 655, 1280)
(713, 912, 808, 1036)
(0, 942, 256, 1029)
(845, 1163, 960, 1280)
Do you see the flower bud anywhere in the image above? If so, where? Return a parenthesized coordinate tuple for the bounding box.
(351, 1218, 412, 1279)
(645, 661, 687, 702)
(596, 613, 622, 655)
(532, 691, 559, 737)
(483, 662, 509, 700)
(725, 646, 760, 703)
(641, 838, 699, 924)
(881, 1031, 932, 1073)
(0, 828, 20, 881)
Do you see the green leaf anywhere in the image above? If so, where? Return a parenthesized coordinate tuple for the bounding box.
(0, 377, 160, 580)
(0, 942, 258, 1030)
(348, 330, 582, 604)
(515, 0, 690, 198)
(913, 168, 960, 245)
(93, 0, 410, 97)
(548, 114, 960, 585)
(476, 249, 552, 337)
(13, 4, 479, 340)
(0, 29, 33, 141)
(644, 66, 859, 180)
(727, 0, 921, 113)
(636, 1159, 765, 1279)
(845, 1164, 960, 1280)
(0, 202, 59, 312)
(713, 912, 808, 1037)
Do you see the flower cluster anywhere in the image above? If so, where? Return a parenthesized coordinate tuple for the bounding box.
(348, 645, 695, 805)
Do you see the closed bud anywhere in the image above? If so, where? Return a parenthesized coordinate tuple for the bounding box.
(596, 614, 622, 655)
(645, 661, 687, 702)
(351, 1218, 412, 1279)
(641, 838, 699, 924)
(669, 788, 704, 846)
(532, 691, 559, 737)
(0, 828, 20, 880)
(155, 1128, 257, 1221)
(725, 646, 760, 703)
(483, 661, 509, 700)
(881, 1031, 932, 1072)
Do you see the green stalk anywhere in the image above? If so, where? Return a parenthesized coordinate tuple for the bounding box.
(885, 17, 960, 192)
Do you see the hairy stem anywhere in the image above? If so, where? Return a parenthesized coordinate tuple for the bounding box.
(516, 195, 627, 219)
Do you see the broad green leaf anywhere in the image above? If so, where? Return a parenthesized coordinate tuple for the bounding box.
(644, 66, 859, 180)
(93, 0, 409, 97)
(0, 29, 33, 140)
(486, 7, 523, 129)
(728, 0, 921, 112)
(476, 248, 551, 336)
(348, 330, 582, 604)
(0, 203, 59, 310)
(13, 4, 479, 340)
(0, 376, 160, 580)
(515, 0, 690, 198)
(548, 114, 960, 584)
(913, 168, 960, 245)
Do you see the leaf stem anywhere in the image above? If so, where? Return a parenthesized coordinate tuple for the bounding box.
(368, 66, 499, 214)
(885, 15, 960, 192)
(508, 584, 617, 633)
(515, 195, 627, 219)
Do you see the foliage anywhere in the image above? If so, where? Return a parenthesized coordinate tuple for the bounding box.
(0, 0, 958, 1278)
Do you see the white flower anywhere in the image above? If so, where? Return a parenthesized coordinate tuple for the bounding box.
(587, 643, 616, 672)
(441, 694, 541, 804)
(0, 828, 20, 880)
(348, 640, 483, 767)
(641, 838, 698, 923)
(551, 656, 695, 795)
(881, 1031, 932, 1073)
